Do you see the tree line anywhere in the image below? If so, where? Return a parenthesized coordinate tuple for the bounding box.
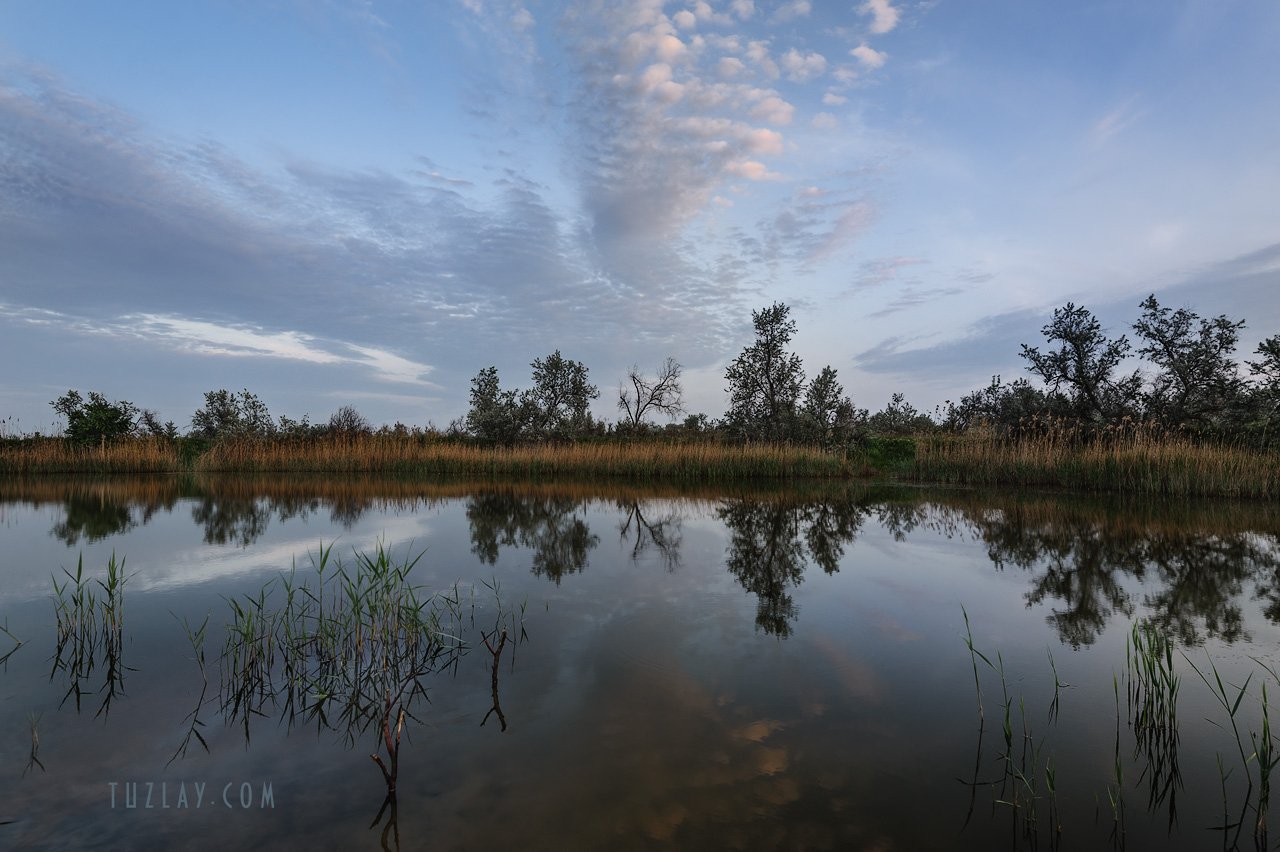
(36, 295, 1280, 449)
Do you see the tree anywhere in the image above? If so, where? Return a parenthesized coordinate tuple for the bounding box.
(724, 302, 806, 440)
(527, 351, 599, 441)
(191, 389, 275, 439)
(1131, 295, 1245, 431)
(1019, 303, 1140, 424)
(327, 405, 372, 436)
(1243, 334, 1280, 446)
(618, 358, 684, 428)
(1248, 335, 1280, 390)
(465, 366, 531, 445)
(51, 390, 138, 445)
(868, 393, 934, 435)
(800, 365, 867, 448)
(940, 375, 1058, 433)
(138, 408, 179, 440)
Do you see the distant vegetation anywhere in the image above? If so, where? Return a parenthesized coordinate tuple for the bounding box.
(3, 296, 1278, 495)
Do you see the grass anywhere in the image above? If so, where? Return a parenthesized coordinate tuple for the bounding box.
(1126, 620, 1181, 825)
(1, 434, 849, 480)
(50, 552, 130, 716)
(5, 427, 1279, 496)
(963, 611, 1280, 848)
(911, 429, 1280, 498)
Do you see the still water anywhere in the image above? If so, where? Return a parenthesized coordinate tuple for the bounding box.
(1, 476, 1279, 850)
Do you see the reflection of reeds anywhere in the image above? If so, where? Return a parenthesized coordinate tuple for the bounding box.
(1185, 654, 1280, 848)
(960, 619, 1064, 846)
(50, 553, 130, 716)
(0, 621, 22, 667)
(1126, 621, 1181, 824)
(218, 543, 476, 744)
(215, 543, 522, 848)
(169, 615, 211, 765)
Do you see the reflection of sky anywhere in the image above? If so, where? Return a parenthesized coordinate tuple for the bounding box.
(2, 489, 1280, 848)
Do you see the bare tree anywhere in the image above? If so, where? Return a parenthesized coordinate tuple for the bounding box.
(328, 404, 372, 436)
(618, 358, 684, 427)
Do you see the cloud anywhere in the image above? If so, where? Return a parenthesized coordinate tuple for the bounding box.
(859, 0, 900, 35)
(780, 48, 827, 81)
(851, 43, 887, 70)
(730, 0, 755, 20)
(717, 56, 747, 78)
(748, 193, 878, 268)
(725, 159, 781, 181)
(867, 287, 966, 318)
(748, 94, 795, 125)
(510, 6, 535, 31)
(0, 305, 439, 387)
(772, 0, 812, 22)
(1089, 96, 1145, 147)
(822, 91, 848, 106)
(852, 256, 929, 290)
(744, 40, 780, 78)
(811, 112, 838, 129)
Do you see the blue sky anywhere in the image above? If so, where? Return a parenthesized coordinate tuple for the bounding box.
(2, 0, 1278, 433)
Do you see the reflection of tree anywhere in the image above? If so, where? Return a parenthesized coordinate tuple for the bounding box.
(717, 497, 868, 638)
(191, 498, 272, 547)
(956, 502, 1280, 647)
(618, 501, 683, 571)
(50, 496, 136, 545)
(466, 494, 599, 584)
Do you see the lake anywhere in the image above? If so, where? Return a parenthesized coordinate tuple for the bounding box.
(1, 475, 1278, 850)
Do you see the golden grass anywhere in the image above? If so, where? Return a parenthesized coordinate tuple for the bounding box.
(912, 431, 1280, 498)
(0, 437, 179, 475)
(4, 429, 1279, 497)
(193, 435, 848, 481)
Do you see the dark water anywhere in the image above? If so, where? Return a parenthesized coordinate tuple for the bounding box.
(1, 476, 1279, 850)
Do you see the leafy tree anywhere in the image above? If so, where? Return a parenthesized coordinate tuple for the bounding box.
(1243, 334, 1280, 445)
(1248, 335, 1280, 390)
(51, 390, 138, 446)
(526, 351, 599, 441)
(1131, 295, 1245, 431)
(941, 375, 1058, 433)
(1019, 303, 1140, 424)
(465, 366, 531, 445)
(138, 409, 178, 440)
(868, 393, 934, 435)
(724, 302, 806, 441)
(800, 365, 867, 448)
(191, 389, 275, 439)
(618, 358, 684, 428)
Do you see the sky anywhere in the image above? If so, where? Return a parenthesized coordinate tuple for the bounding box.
(2, 0, 1279, 434)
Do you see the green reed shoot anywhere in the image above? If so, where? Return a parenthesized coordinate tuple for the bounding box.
(169, 614, 211, 765)
(1126, 620, 1181, 821)
(50, 552, 130, 716)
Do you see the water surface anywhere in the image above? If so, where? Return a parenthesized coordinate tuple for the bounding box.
(1, 475, 1279, 850)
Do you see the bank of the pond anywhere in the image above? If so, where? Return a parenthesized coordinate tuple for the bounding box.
(2, 434, 1277, 497)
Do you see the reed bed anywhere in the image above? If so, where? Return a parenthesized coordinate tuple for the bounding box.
(0, 437, 179, 475)
(912, 431, 1280, 498)
(5, 429, 1280, 496)
(194, 436, 849, 481)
